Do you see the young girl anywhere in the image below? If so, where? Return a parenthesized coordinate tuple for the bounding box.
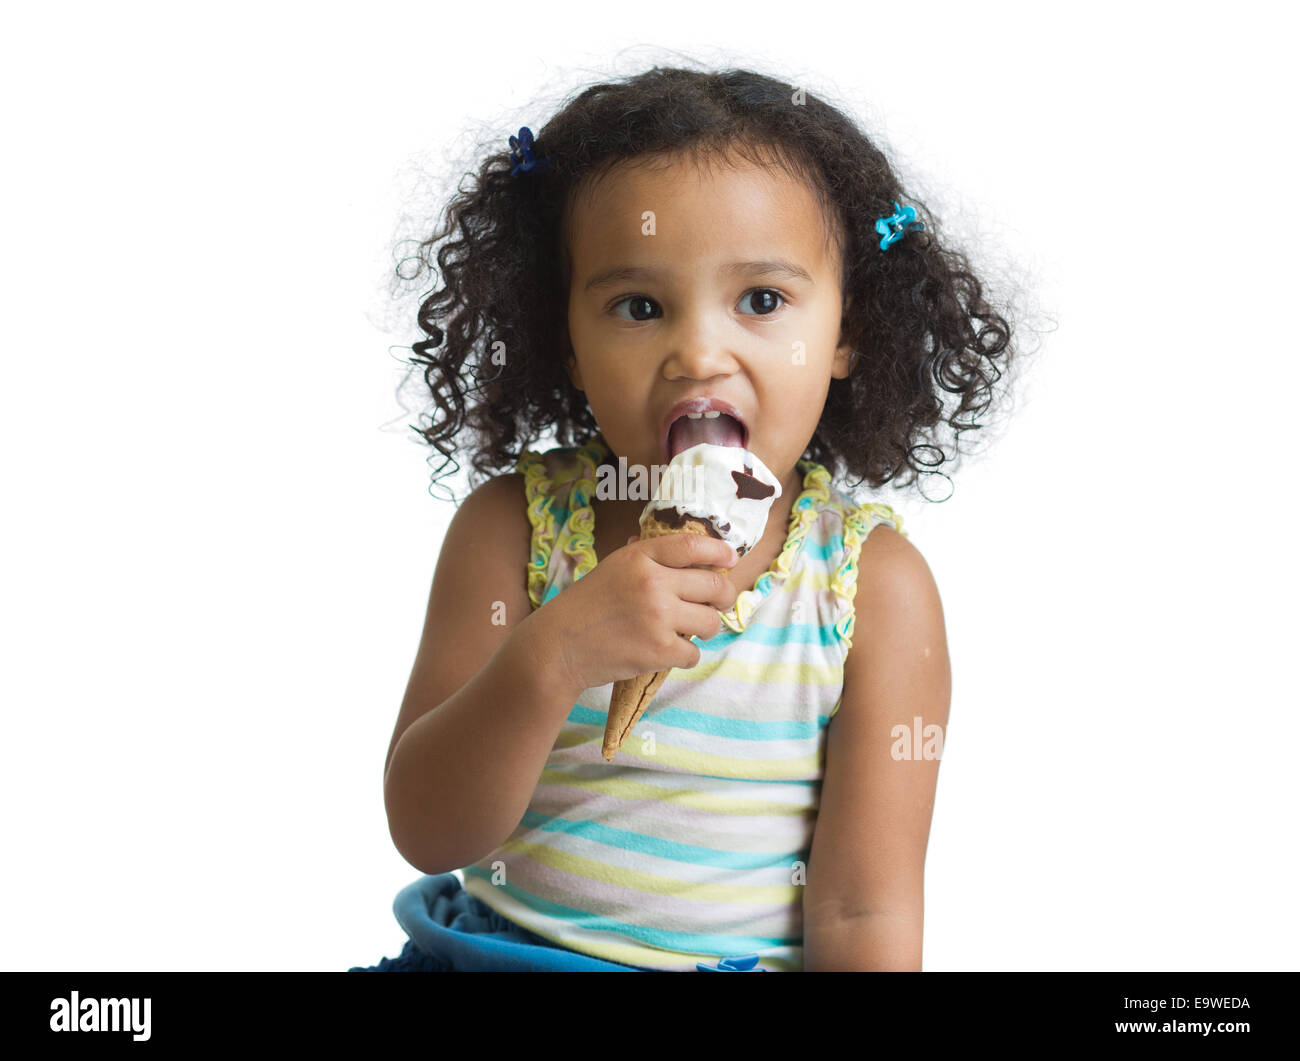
(353, 65, 1019, 972)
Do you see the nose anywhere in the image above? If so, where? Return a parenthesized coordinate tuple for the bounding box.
(661, 310, 740, 381)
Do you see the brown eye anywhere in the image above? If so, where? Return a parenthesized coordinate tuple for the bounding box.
(739, 289, 784, 316)
(611, 295, 661, 321)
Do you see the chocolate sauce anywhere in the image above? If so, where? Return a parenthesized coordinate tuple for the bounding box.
(732, 465, 775, 501)
(653, 507, 724, 540)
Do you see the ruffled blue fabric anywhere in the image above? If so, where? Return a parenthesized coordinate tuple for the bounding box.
(349, 937, 444, 972)
(351, 874, 778, 971)
(351, 874, 638, 972)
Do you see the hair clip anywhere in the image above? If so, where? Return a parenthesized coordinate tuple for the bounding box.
(875, 201, 924, 251)
(508, 126, 549, 177)
(696, 953, 766, 972)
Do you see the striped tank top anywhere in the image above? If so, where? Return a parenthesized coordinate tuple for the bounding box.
(462, 434, 907, 971)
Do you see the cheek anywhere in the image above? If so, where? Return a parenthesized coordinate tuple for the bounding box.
(764, 349, 826, 391)
(583, 371, 644, 416)
(754, 358, 834, 432)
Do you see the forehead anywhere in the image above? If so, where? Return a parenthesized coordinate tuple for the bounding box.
(565, 153, 838, 279)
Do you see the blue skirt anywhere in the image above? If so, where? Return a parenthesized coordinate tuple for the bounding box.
(348, 873, 641, 972)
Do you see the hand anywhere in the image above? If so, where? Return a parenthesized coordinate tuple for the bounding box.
(536, 531, 740, 693)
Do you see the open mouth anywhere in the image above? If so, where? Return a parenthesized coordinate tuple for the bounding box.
(666, 410, 747, 460)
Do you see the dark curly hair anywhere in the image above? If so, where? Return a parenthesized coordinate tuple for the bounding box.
(393, 62, 1037, 503)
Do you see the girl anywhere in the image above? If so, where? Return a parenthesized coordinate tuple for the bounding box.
(353, 64, 1020, 972)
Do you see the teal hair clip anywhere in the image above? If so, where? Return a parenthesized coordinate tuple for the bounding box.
(875, 201, 924, 251)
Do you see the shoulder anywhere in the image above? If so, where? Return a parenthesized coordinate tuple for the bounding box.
(455, 470, 528, 526)
(854, 523, 944, 641)
(464, 469, 528, 509)
(410, 471, 536, 678)
(859, 518, 916, 568)
(440, 472, 531, 574)
(838, 526, 951, 723)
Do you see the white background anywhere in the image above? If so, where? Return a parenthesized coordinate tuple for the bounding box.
(2, 0, 1296, 971)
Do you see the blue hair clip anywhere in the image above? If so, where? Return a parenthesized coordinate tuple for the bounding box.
(875, 201, 924, 251)
(508, 126, 549, 177)
(696, 953, 766, 972)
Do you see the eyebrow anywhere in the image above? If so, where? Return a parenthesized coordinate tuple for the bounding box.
(583, 258, 814, 293)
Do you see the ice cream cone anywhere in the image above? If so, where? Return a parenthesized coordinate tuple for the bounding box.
(598, 441, 782, 762)
(601, 517, 729, 761)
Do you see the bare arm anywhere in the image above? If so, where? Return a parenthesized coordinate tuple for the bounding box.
(382, 473, 584, 875)
(802, 525, 951, 971)
(804, 910, 924, 971)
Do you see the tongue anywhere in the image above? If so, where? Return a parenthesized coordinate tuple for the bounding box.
(668, 414, 744, 458)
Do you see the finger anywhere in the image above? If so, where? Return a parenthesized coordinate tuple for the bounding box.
(672, 601, 726, 646)
(644, 531, 738, 570)
(672, 567, 739, 612)
(666, 629, 704, 671)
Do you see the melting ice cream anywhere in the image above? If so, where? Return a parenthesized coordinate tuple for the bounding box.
(639, 442, 783, 558)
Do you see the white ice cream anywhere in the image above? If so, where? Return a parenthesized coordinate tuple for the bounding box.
(639, 442, 783, 557)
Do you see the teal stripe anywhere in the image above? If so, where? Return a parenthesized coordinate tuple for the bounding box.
(566, 703, 827, 739)
(517, 809, 806, 868)
(464, 864, 796, 952)
(700, 774, 817, 784)
(801, 533, 844, 561)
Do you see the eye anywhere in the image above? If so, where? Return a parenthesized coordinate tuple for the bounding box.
(607, 289, 786, 321)
(738, 288, 785, 316)
(609, 295, 661, 322)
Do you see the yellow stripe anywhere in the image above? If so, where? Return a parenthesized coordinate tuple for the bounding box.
(536, 769, 814, 815)
(597, 739, 819, 778)
(548, 729, 822, 778)
(755, 565, 832, 591)
(552, 729, 596, 750)
(497, 840, 803, 905)
(673, 657, 844, 685)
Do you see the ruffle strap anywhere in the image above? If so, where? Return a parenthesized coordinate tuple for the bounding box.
(515, 449, 559, 612)
(514, 438, 609, 610)
(829, 501, 908, 652)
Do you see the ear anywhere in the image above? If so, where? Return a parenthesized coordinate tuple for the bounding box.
(561, 324, 584, 391)
(831, 295, 855, 379)
(830, 338, 855, 380)
(565, 353, 584, 391)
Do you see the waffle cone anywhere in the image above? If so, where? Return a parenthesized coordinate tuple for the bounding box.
(602, 516, 729, 761)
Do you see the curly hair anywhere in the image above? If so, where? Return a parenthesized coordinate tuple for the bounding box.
(396, 64, 1032, 503)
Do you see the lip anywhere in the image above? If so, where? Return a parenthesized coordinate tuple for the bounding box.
(660, 397, 750, 462)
